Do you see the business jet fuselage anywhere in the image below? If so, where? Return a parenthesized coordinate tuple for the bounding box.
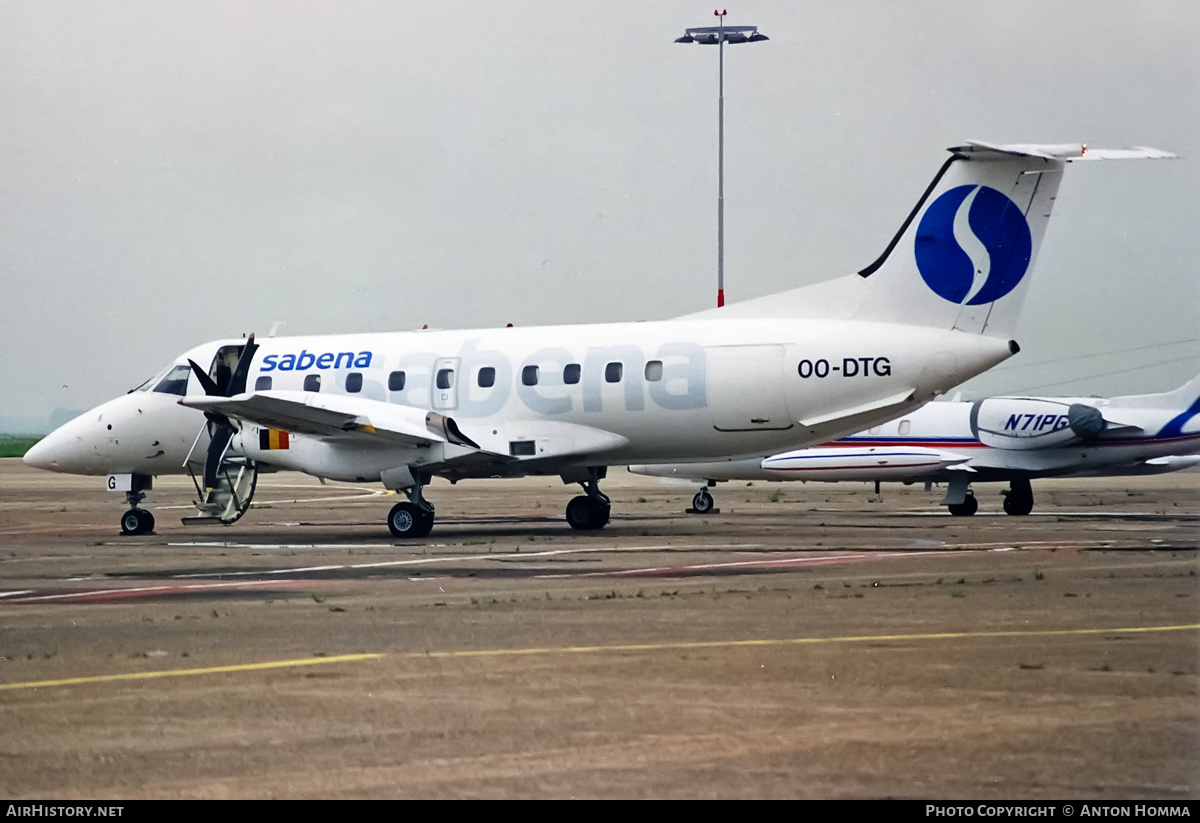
(632, 371, 1200, 516)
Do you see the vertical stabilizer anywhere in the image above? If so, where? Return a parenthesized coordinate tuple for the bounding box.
(855, 142, 1175, 338)
(682, 142, 1173, 332)
(1113, 368, 1200, 413)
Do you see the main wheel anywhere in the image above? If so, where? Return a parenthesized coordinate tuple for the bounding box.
(691, 489, 715, 514)
(566, 495, 610, 531)
(947, 492, 978, 517)
(120, 508, 154, 535)
(1003, 480, 1034, 516)
(388, 502, 434, 538)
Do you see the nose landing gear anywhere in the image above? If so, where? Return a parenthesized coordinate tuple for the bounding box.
(118, 477, 156, 535)
(121, 506, 155, 535)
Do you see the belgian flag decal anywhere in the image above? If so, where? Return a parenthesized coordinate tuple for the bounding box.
(259, 428, 290, 450)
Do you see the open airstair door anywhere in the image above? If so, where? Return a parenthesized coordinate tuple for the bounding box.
(181, 337, 260, 525)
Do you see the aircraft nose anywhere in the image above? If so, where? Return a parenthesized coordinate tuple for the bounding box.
(22, 425, 73, 472)
(21, 407, 109, 474)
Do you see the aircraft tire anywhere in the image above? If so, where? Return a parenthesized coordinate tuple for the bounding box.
(691, 490, 715, 514)
(120, 508, 153, 535)
(566, 495, 609, 530)
(1003, 480, 1034, 516)
(388, 502, 434, 539)
(947, 493, 978, 517)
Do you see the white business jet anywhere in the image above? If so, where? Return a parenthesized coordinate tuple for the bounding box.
(632, 370, 1200, 516)
(24, 141, 1172, 537)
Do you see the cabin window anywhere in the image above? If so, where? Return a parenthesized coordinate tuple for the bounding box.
(477, 367, 496, 388)
(522, 365, 539, 386)
(644, 360, 663, 382)
(255, 376, 272, 391)
(388, 371, 406, 391)
(563, 363, 581, 385)
(898, 419, 911, 436)
(436, 368, 454, 390)
(868, 426, 881, 435)
(605, 362, 623, 383)
(345, 373, 363, 393)
(304, 374, 322, 393)
(152, 365, 191, 396)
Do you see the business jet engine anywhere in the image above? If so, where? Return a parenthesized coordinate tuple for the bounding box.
(969, 397, 1107, 450)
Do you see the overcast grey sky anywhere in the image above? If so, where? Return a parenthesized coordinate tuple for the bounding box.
(3, 1, 1199, 428)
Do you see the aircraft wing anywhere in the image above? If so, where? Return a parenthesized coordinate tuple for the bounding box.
(181, 390, 484, 450)
(180, 390, 633, 472)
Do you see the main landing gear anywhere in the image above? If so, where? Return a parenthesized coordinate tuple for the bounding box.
(947, 490, 978, 517)
(565, 467, 611, 531)
(944, 479, 1036, 516)
(690, 488, 715, 514)
(387, 475, 435, 539)
(1002, 478, 1034, 516)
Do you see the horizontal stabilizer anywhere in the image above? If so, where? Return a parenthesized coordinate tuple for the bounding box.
(958, 141, 1178, 162)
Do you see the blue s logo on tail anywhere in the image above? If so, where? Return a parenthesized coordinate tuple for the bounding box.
(914, 185, 1032, 305)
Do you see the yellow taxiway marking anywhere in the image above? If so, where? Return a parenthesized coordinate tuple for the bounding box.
(2, 625, 1196, 691)
(0, 653, 383, 691)
(418, 624, 1200, 658)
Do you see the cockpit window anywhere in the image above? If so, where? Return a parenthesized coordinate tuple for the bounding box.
(152, 365, 192, 396)
(131, 375, 158, 393)
(133, 362, 177, 393)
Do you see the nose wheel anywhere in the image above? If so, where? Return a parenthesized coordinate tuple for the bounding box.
(118, 481, 155, 535)
(121, 508, 155, 535)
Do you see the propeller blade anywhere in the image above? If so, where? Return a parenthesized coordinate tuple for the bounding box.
(188, 360, 222, 397)
(202, 410, 233, 429)
(226, 333, 259, 396)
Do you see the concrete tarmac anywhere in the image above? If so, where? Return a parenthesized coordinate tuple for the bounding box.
(0, 459, 1197, 799)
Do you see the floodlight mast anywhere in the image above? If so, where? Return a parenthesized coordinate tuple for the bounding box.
(675, 10, 768, 308)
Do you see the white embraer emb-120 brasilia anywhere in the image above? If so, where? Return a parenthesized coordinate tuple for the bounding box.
(24, 141, 1173, 537)
(631, 369, 1200, 516)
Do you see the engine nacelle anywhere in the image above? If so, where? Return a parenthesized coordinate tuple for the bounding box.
(970, 397, 1106, 450)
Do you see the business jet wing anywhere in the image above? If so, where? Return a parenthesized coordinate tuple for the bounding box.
(181, 390, 486, 450)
